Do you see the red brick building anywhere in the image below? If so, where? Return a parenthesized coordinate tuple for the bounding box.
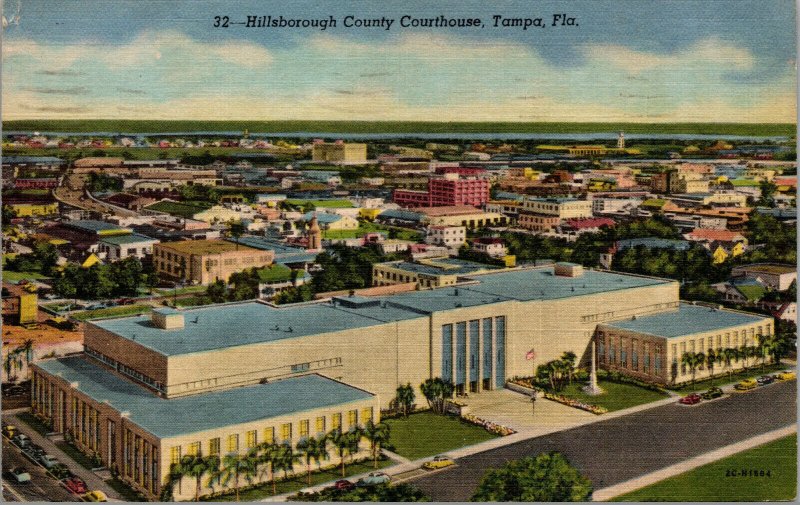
(394, 174, 490, 208)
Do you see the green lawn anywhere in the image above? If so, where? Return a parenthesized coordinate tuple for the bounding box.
(383, 412, 498, 460)
(612, 435, 797, 502)
(154, 285, 207, 296)
(202, 458, 393, 502)
(552, 380, 669, 412)
(70, 304, 152, 321)
(174, 295, 214, 307)
(3, 270, 49, 282)
(672, 363, 785, 393)
(105, 478, 147, 502)
(323, 222, 422, 241)
(256, 264, 294, 283)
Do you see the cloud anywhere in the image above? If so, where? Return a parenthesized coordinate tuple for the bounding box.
(35, 69, 83, 76)
(2, 30, 795, 122)
(23, 86, 89, 95)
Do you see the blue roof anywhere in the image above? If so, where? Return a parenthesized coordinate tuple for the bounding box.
(36, 357, 373, 439)
(65, 220, 130, 234)
(91, 266, 674, 356)
(303, 212, 342, 224)
(2, 156, 64, 164)
(603, 303, 770, 338)
(493, 191, 525, 201)
(232, 236, 319, 265)
(91, 300, 426, 357)
(376, 209, 423, 222)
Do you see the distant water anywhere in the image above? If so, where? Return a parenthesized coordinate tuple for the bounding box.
(3, 131, 791, 142)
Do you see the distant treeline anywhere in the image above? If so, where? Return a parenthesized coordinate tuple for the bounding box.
(3, 120, 796, 136)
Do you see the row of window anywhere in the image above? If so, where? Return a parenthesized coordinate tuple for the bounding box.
(123, 428, 159, 495)
(169, 408, 374, 464)
(86, 347, 164, 392)
(581, 302, 680, 323)
(598, 337, 663, 376)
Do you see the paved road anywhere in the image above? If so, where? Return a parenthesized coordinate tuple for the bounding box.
(1, 437, 79, 502)
(411, 380, 797, 501)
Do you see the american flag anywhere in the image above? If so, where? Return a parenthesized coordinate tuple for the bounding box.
(526, 349, 536, 360)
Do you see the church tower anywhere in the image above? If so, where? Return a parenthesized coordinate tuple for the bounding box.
(617, 131, 625, 149)
(307, 215, 322, 251)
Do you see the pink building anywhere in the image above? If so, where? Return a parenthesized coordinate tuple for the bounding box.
(394, 174, 490, 208)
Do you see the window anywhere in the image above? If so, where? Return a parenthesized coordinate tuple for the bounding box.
(299, 420, 309, 438)
(209, 438, 220, 456)
(316, 416, 326, 434)
(332, 413, 342, 430)
(347, 409, 358, 427)
(227, 434, 239, 453)
(281, 423, 292, 442)
(170, 446, 181, 465)
(361, 407, 373, 424)
(187, 441, 200, 457)
(246, 430, 257, 449)
(263, 427, 274, 444)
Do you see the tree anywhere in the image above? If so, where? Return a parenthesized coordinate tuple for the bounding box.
(296, 436, 320, 485)
(206, 280, 228, 303)
(219, 453, 252, 502)
(560, 351, 577, 385)
(394, 383, 415, 417)
(419, 378, 454, 415)
(718, 348, 736, 381)
(705, 348, 717, 385)
(681, 352, 704, 384)
(228, 221, 246, 250)
(363, 420, 390, 468)
(739, 344, 753, 370)
(328, 428, 351, 477)
(471, 452, 592, 501)
(172, 455, 214, 502)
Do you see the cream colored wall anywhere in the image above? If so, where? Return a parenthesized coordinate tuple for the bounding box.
(165, 317, 432, 404)
(161, 395, 379, 501)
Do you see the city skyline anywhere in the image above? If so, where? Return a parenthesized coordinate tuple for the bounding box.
(2, 0, 796, 122)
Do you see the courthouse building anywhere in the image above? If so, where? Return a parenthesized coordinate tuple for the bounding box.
(31, 263, 771, 499)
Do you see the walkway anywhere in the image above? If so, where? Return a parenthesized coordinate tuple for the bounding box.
(3, 411, 124, 501)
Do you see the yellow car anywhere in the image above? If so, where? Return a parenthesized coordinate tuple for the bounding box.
(82, 490, 107, 502)
(423, 455, 455, 470)
(776, 371, 796, 381)
(734, 378, 758, 391)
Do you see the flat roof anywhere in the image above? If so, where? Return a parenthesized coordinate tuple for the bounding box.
(90, 266, 673, 357)
(65, 220, 131, 234)
(603, 303, 770, 339)
(98, 233, 158, 245)
(36, 357, 373, 439)
(156, 239, 259, 255)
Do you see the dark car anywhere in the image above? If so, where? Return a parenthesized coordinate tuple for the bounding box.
(757, 375, 775, 386)
(678, 393, 702, 405)
(63, 476, 88, 495)
(333, 479, 355, 491)
(700, 386, 723, 400)
(6, 467, 31, 484)
(12, 433, 31, 448)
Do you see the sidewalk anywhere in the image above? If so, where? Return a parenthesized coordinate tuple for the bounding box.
(4, 411, 124, 501)
(592, 424, 797, 501)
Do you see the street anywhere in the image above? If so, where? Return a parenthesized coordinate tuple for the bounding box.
(1, 437, 78, 502)
(411, 380, 797, 501)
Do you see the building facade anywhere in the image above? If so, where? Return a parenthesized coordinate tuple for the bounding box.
(153, 240, 274, 284)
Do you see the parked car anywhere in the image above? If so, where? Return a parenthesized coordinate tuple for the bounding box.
(734, 378, 758, 391)
(357, 472, 391, 486)
(423, 454, 455, 470)
(6, 467, 31, 484)
(37, 453, 60, 469)
(82, 490, 108, 502)
(776, 370, 796, 381)
(85, 304, 107, 311)
(2, 422, 16, 438)
(678, 393, 702, 405)
(12, 433, 31, 448)
(700, 387, 723, 400)
(333, 479, 355, 491)
(63, 476, 88, 495)
(49, 464, 72, 480)
(757, 375, 775, 386)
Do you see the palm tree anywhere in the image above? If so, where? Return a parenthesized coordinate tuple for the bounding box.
(363, 420, 390, 468)
(681, 352, 704, 384)
(274, 443, 297, 482)
(345, 426, 363, 468)
(314, 433, 330, 473)
(219, 453, 251, 502)
(17, 338, 34, 376)
(173, 454, 213, 502)
(228, 221, 246, 251)
(756, 335, 773, 372)
(705, 349, 717, 385)
(261, 443, 281, 496)
(296, 437, 319, 485)
(560, 351, 577, 384)
(739, 344, 752, 370)
(204, 455, 222, 497)
(328, 428, 350, 477)
(420, 378, 454, 414)
(394, 383, 415, 417)
(719, 348, 735, 381)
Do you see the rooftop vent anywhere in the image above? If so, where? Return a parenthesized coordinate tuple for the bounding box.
(151, 308, 184, 330)
(554, 262, 584, 277)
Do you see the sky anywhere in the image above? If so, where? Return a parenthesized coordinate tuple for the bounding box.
(2, 0, 797, 122)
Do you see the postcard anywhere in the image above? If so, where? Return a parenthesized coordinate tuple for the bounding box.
(1, 0, 796, 502)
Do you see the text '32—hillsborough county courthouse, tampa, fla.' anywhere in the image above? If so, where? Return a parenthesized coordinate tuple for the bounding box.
(31, 263, 773, 500)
